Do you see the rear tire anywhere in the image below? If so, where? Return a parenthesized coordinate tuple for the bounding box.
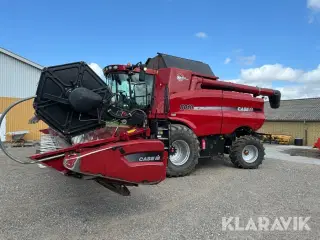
(229, 135, 265, 169)
(167, 124, 200, 177)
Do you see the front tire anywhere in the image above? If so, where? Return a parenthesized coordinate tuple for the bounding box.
(229, 135, 265, 169)
(167, 124, 200, 177)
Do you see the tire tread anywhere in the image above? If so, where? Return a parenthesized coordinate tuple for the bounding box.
(166, 124, 200, 177)
(229, 135, 265, 169)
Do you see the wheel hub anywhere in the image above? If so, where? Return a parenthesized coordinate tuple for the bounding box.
(170, 140, 190, 166)
(242, 145, 259, 163)
(169, 146, 177, 155)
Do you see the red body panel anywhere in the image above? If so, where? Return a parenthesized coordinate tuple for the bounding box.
(221, 92, 265, 134)
(64, 139, 167, 184)
(30, 128, 167, 184)
(152, 68, 171, 115)
(169, 90, 223, 136)
(148, 68, 268, 136)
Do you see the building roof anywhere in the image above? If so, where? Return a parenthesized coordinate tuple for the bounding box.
(146, 53, 215, 76)
(264, 97, 320, 121)
(0, 47, 43, 70)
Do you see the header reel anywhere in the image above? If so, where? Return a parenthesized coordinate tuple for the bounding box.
(33, 61, 147, 138)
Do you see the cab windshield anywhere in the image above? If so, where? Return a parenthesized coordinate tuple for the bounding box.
(105, 72, 155, 110)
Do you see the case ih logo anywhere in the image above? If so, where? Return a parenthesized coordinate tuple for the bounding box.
(139, 155, 161, 162)
(125, 152, 163, 162)
(64, 156, 78, 170)
(177, 74, 188, 81)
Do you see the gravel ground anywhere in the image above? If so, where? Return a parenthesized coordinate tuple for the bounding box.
(0, 145, 320, 240)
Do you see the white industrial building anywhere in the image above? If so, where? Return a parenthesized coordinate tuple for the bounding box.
(0, 47, 44, 141)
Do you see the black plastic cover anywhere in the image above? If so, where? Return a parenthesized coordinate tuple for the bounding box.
(68, 87, 103, 113)
(268, 90, 281, 109)
(33, 62, 112, 137)
(146, 53, 215, 76)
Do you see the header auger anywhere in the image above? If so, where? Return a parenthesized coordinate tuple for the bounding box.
(0, 53, 280, 196)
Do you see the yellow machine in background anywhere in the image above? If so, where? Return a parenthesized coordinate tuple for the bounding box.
(260, 133, 292, 145)
(272, 134, 292, 145)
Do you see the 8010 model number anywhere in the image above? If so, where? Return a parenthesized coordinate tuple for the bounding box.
(180, 104, 194, 110)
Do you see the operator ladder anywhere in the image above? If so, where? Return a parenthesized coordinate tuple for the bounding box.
(156, 121, 170, 150)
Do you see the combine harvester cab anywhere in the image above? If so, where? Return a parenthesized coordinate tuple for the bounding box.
(0, 62, 167, 196)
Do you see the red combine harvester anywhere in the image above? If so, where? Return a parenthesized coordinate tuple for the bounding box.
(0, 53, 281, 196)
(314, 138, 320, 150)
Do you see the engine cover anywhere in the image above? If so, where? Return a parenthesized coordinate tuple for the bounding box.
(33, 62, 112, 137)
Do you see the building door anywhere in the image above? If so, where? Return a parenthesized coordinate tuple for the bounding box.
(0, 113, 6, 141)
(307, 122, 320, 146)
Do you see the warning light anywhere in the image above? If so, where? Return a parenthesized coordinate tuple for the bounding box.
(127, 129, 136, 134)
(201, 139, 206, 150)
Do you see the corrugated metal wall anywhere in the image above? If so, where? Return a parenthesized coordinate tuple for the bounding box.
(305, 122, 320, 146)
(0, 51, 46, 141)
(258, 121, 320, 146)
(0, 51, 41, 98)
